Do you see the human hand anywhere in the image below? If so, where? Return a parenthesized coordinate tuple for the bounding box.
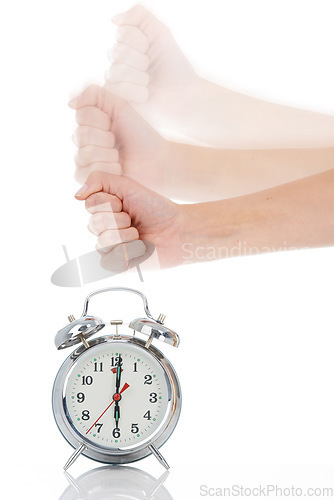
(105, 5, 201, 131)
(69, 85, 167, 193)
(75, 171, 187, 268)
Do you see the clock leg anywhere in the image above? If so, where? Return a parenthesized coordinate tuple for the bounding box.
(148, 444, 170, 470)
(63, 443, 87, 471)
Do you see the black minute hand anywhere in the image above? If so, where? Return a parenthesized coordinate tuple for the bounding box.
(115, 362, 122, 394)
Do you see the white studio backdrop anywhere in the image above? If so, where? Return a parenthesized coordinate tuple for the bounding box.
(1, 0, 334, 498)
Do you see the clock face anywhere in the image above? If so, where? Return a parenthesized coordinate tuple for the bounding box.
(64, 341, 171, 450)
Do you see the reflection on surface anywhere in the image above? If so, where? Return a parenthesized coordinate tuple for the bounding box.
(60, 465, 172, 500)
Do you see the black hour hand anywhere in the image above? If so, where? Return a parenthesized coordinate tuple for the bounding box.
(114, 401, 120, 427)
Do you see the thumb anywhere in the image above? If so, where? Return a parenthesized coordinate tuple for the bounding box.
(68, 84, 125, 116)
(111, 5, 152, 27)
(74, 171, 137, 202)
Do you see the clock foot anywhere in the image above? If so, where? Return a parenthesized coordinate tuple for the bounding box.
(148, 444, 170, 470)
(63, 443, 87, 471)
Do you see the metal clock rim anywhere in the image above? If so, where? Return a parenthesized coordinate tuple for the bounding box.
(52, 335, 182, 465)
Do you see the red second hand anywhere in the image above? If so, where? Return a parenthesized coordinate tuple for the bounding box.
(85, 382, 130, 435)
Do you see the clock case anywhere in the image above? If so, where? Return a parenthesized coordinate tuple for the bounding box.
(52, 287, 182, 469)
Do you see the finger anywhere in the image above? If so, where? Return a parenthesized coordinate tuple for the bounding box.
(99, 240, 147, 272)
(75, 171, 139, 201)
(116, 26, 149, 53)
(75, 145, 119, 167)
(75, 106, 111, 130)
(100, 240, 147, 271)
(103, 80, 148, 103)
(109, 43, 150, 71)
(96, 227, 139, 250)
(73, 126, 116, 148)
(89, 211, 131, 235)
(106, 64, 149, 86)
(75, 163, 122, 184)
(85, 192, 122, 213)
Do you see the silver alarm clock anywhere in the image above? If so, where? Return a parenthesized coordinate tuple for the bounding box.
(52, 287, 181, 470)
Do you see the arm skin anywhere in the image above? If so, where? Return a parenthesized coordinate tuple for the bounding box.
(162, 142, 334, 201)
(76, 168, 334, 269)
(182, 168, 334, 263)
(70, 85, 334, 202)
(169, 78, 334, 150)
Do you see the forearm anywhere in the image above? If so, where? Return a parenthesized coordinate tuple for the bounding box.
(180, 168, 334, 263)
(179, 78, 334, 149)
(163, 140, 334, 201)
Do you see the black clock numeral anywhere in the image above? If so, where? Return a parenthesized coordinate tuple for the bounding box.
(95, 423, 103, 433)
(131, 423, 139, 434)
(149, 392, 158, 403)
(112, 428, 121, 438)
(143, 410, 151, 420)
(82, 376, 93, 386)
(94, 362, 103, 372)
(76, 392, 85, 403)
(82, 410, 90, 420)
(133, 362, 138, 372)
(111, 356, 123, 367)
(144, 374, 152, 385)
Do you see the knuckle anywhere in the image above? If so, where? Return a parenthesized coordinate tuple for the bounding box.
(142, 71, 150, 86)
(126, 227, 139, 241)
(123, 212, 131, 227)
(141, 54, 150, 71)
(113, 149, 119, 162)
(76, 107, 90, 125)
(75, 126, 89, 146)
(85, 192, 103, 210)
(92, 212, 103, 225)
(90, 213, 103, 232)
(74, 154, 81, 167)
(109, 132, 116, 147)
(118, 64, 128, 79)
(98, 231, 109, 248)
(74, 167, 86, 184)
(78, 145, 94, 166)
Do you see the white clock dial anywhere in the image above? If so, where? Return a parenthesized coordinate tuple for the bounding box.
(64, 342, 170, 449)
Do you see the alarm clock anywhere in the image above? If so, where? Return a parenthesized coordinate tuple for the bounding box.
(52, 287, 181, 471)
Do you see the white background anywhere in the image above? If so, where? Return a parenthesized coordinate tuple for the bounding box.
(1, 0, 334, 498)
